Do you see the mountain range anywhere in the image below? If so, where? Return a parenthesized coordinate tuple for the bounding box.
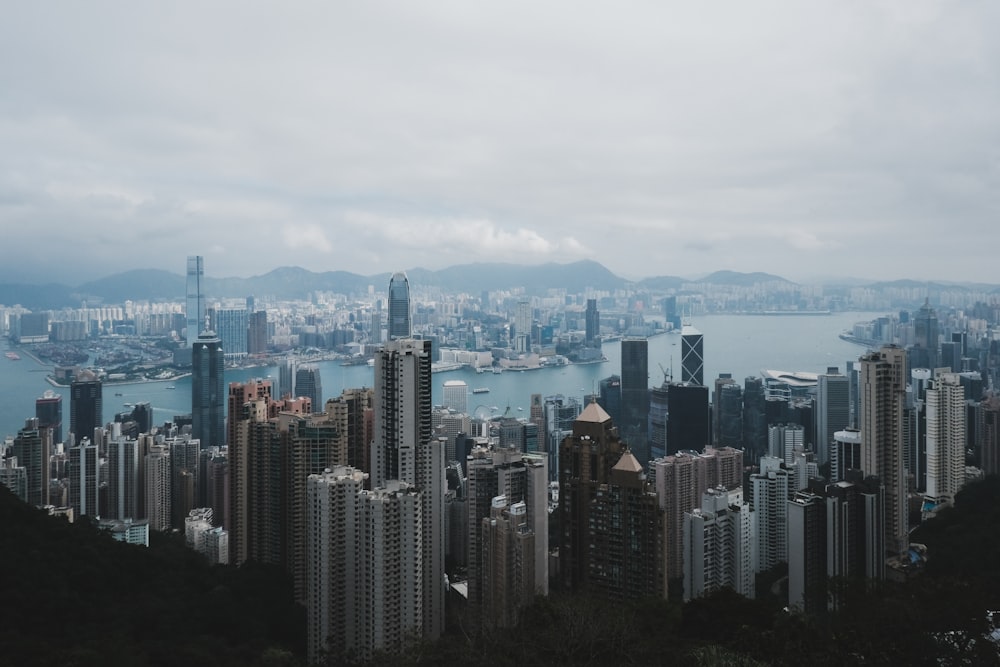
(0, 260, 994, 310)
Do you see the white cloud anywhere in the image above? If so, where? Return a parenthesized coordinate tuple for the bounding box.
(0, 2, 998, 283)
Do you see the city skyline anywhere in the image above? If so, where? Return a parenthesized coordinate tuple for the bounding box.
(2, 3, 998, 285)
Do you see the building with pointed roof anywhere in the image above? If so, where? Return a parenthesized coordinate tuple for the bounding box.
(558, 404, 666, 599)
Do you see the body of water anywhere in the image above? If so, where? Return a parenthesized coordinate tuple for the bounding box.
(0, 312, 877, 439)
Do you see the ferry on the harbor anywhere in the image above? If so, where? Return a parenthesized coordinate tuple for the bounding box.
(472, 387, 490, 394)
(5, 352, 20, 360)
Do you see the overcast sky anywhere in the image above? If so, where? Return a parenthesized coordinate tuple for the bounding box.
(1, 2, 997, 285)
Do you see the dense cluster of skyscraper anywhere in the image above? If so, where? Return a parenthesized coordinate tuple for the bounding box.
(4, 256, 1000, 661)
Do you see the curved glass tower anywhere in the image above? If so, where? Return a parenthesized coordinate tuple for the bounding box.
(388, 271, 411, 340)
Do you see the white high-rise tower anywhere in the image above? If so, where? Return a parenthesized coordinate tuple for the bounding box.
(924, 372, 966, 508)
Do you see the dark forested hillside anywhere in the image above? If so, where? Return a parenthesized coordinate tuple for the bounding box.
(0, 486, 304, 666)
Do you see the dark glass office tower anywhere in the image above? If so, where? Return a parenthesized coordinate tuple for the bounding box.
(388, 271, 412, 340)
(70, 370, 102, 445)
(35, 390, 62, 445)
(192, 331, 225, 449)
(666, 382, 709, 455)
(620, 338, 649, 462)
(585, 298, 600, 345)
(295, 365, 323, 414)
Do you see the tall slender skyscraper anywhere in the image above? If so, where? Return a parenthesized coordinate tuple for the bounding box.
(13, 418, 51, 507)
(816, 368, 850, 466)
(387, 271, 412, 340)
(924, 372, 966, 508)
(69, 438, 100, 519)
(620, 338, 649, 462)
(70, 370, 102, 446)
(371, 337, 444, 639)
(681, 325, 705, 386)
(860, 346, 908, 556)
(192, 331, 225, 450)
(585, 298, 600, 346)
(186, 255, 205, 347)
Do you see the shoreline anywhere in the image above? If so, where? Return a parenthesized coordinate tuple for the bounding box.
(46, 372, 193, 388)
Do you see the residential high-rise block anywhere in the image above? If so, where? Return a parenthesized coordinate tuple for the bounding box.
(650, 445, 743, 584)
(557, 401, 628, 591)
(859, 346, 908, 556)
(683, 487, 755, 601)
(145, 444, 172, 532)
(371, 337, 444, 640)
(587, 449, 666, 601)
(69, 438, 100, 519)
(168, 435, 201, 528)
(481, 496, 535, 629)
(192, 331, 225, 449)
(750, 456, 790, 572)
(924, 372, 966, 509)
(185, 255, 205, 347)
(442, 379, 468, 414)
(388, 271, 412, 340)
(306, 469, 423, 663)
(12, 418, 51, 507)
(466, 446, 548, 620)
(326, 387, 374, 472)
(816, 368, 850, 465)
(70, 370, 102, 446)
(107, 435, 140, 521)
(681, 325, 704, 386)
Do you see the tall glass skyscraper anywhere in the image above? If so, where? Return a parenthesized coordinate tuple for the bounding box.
(295, 365, 323, 414)
(215, 308, 248, 361)
(186, 256, 205, 347)
(388, 271, 411, 340)
(681, 325, 704, 386)
(192, 331, 224, 449)
(70, 369, 102, 446)
(620, 338, 649, 462)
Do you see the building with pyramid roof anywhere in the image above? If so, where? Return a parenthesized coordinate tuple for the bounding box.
(558, 401, 666, 599)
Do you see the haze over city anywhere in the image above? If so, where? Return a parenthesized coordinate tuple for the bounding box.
(3, 2, 998, 285)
